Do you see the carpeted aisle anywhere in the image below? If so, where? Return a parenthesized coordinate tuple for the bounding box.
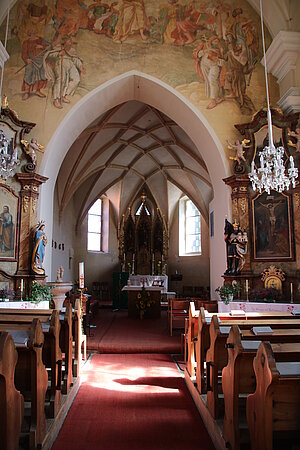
(87, 309, 182, 354)
(52, 353, 215, 450)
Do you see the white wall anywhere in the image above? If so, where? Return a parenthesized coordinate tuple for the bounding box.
(50, 186, 75, 282)
(168, 202, 210, 295)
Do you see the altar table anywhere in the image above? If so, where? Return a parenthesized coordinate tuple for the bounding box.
(122, 286, 161, 319)
(129, 275, 168, 292)
(218, 301, 300, 314)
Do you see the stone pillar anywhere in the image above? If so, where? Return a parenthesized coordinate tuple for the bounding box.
(15, 173, 48, 292)
(265, 31, 300, 114)
(223, 175, 251, 273)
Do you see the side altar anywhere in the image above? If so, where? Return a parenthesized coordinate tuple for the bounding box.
(122, 286, 161, 319)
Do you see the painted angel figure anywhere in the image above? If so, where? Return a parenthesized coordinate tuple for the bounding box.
(227, 139, 250, 164)
(288, 128, 300, 153)
(21, 138, 45, 165)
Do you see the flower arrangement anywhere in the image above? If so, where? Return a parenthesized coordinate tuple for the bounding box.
(215, 281, 241, 305)
(249, 288, 280, 302)
(136, 286, 156, 319)
(0, 287, 15, 301)
(29, 281, 53, 304)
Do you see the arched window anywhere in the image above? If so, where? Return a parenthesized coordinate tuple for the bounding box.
(179, 197, 201, 256)
(87, 199, 102, 252)
(136, 202, 150, 216)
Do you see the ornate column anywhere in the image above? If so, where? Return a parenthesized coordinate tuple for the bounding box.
(15, 173, 48, 285)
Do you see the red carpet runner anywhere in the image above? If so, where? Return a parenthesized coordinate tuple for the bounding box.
(87, 310, 182, 354)
(52, 353, 215, 450)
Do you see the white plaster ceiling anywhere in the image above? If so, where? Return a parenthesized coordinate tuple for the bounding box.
(56, 100, 212, 229)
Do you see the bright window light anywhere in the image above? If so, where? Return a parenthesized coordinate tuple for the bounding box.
(179, 198, 201, 256)
(87, 199, 102, 252)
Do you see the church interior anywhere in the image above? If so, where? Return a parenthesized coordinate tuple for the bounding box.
(0, 0, 300, 449)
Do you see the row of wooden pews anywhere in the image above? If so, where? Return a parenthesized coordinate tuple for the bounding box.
(0, 299, 87, 450)
(168, 297, 217, 336)
(185, 303, 300, 450)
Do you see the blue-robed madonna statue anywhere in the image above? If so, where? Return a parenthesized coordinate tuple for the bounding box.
(32, 222, 47, 275)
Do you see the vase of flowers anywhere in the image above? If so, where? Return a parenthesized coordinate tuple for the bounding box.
(215, 282, 241, 305)
(136, 286, 155, 319)
(0, 287, 15, 302)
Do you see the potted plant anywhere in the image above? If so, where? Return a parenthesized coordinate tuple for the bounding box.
(29, 281, 53, 305)
(215, 281, 241, 305)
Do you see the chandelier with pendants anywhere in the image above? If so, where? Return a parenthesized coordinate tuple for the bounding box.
(248, 0, 298, 194)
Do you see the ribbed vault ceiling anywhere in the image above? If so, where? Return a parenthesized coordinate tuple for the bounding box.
(56, 100, 213, 229)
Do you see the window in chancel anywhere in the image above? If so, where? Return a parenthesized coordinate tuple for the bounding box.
(136, 202, 150, 216)
(179, 197, 201, 256)
(87, 199, 102, 252)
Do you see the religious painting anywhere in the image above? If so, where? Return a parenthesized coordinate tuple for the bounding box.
(252, 190, 294, 261)
(1, 0, 263, 117)
(0, 184, 19, 261)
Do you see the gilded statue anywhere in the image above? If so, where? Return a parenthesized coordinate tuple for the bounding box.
(21, 138, 45, 166)
(224, 219, 248, 275)
(227, 139, 250, 164)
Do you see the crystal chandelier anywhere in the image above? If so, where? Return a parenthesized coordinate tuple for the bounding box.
(248, 0, 298, 194)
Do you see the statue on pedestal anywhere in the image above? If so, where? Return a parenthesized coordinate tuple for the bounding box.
(224, 219, 248, 275)
(32, 221, 47, 275)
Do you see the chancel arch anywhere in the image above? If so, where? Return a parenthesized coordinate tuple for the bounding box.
(39, 72, 231, 296)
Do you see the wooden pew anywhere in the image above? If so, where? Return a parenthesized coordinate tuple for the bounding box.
(73, 299, 86, 378)
(195, 309, 300, 395)
(247, 342, 300, 450)
(0, 304, 85, 380)
(0, 319, 48, 450)
(59, 303, 73, 394)
(0, 310, 62, 418)
(222, 325, 300, 450)
(206, 316, 300, 419)
(0, 331, 24, 450)
(186, 301, 199, 377)
(0, 305, 74, 395)
(168, 298, 191, 336)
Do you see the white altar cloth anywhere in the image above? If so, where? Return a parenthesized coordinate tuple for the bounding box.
(129, 275, 168, 293)
(122, 286, 162, 292)
(218, 301, 299, 314)
(0, 301, 50, 309)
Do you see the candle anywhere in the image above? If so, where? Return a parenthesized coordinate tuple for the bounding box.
(291, 282, 293, 296)
(245, 279, 249, 292)
(132, 253, 135, 262)
(20, 279, 24, 293)
(79, 262, 84, 289)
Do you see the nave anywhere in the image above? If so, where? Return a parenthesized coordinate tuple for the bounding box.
(50, 309, 215, 450)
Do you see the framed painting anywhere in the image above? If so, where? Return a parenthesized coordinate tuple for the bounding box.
(251, 190, 294, 261)
(0, 184, 19, 261)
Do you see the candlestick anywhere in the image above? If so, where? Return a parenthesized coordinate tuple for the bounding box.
(79, 262, 84, 289)
(291, 282, 293, 303)
(245, 279, 249, 302)
(20, 278, 24, 300)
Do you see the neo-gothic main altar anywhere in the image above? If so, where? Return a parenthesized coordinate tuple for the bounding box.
(118, 191, 168, 276)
